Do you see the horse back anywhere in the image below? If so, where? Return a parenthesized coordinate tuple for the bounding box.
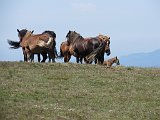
(84, 37, 100, 51)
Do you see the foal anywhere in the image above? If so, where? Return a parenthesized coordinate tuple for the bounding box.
(103, 56, 120, 68)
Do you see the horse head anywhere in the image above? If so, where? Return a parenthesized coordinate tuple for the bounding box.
(98, 34, 111, 56)
(7, 29, 34, 49)
(98, 34, 110, 45)
(115, 56, 120, 65)
(66, 30, 83, 45)
(105, 46, 111, 56)
(112, 56, 120, 65)
(17, 29, 34, 42)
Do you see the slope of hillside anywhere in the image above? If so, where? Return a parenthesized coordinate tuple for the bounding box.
(0, 62, 160, 120)
(120, 49, 160, 67)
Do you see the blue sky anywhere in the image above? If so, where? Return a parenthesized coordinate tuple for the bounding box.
(0, 0, 160, 61)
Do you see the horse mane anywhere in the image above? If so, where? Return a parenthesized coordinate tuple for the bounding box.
(75, 31, 84, 39)
(69, 31, 84, 44)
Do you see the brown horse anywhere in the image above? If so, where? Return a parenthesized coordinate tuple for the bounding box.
(19, 29, 56, 62)
(8, 29, 56, 62)
(103, 56, 120, 68)
(66, 31, 111, 64)
(60, 41, 72, 62)
(60, 41, 82, 63)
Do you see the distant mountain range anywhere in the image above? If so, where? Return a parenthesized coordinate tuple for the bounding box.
(120, 49, 160, 67)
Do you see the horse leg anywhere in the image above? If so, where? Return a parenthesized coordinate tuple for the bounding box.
(94, 58, 97, 64)
(37, 54, 41, 62)
(22, 48, 27, 62)
(100, 54, 104, 64)
(41, 52, 47, 62)
(26, 52, 31, 62)
(97, 55, 104, 64)
(76, 57, 79, 63)
(80, 57, 83, 64)
(23, 54, 27, 62)
(48, 55, 51, 62)
(48, 50, 55, 63)
(51, 53, 55, 63)
(67, 54, 71, 62)
(30, 54, 34, 62)
(64, 55, 68, 62)
(54, 47, 58, 58)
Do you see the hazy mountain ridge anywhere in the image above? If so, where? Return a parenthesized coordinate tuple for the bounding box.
(120, 49, 160, 67)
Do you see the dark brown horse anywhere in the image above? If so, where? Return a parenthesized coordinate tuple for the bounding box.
(60, 34, 111, 63)
(66, 31, 111, 64)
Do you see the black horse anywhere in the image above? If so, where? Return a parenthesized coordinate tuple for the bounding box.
(66, 31, 111, 64)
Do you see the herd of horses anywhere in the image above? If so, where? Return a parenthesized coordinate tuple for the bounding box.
(8, 29, 120, 67)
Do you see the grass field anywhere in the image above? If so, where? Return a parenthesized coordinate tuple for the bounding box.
(0, 62, 160, 120)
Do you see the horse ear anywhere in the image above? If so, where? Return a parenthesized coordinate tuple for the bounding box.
(31, 30, 34, 34)
(17, 29, 20, 33)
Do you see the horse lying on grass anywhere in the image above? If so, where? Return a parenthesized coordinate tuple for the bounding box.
(103, 56, 120, 68)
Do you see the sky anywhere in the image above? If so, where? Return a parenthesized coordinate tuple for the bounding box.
(0, 0, 160, 62)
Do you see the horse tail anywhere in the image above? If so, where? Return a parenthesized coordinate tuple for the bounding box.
(59, 45, 64, 58)
(7, 40, 21, 49)
(85, 43, 105, 63)
(54, 47, 59, 58)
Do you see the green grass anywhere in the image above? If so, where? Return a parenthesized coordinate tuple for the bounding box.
(0, 62, 160, 120)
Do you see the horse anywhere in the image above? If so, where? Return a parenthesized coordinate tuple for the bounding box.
(60, 41, 83, 63)
(60, 41, 72, 62)
(66, 31, 111, 64)
(8, 29, 45, 62)
(60, 34, 111, 63)
(8, 29, 57, 62)
(84, 34, 111, 64)
(21, 29, 56, 62)
(41, 30, 57, 62)
(103, 56, 120, 68)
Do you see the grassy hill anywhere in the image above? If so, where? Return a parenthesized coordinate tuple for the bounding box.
(0, 62, 160, 120)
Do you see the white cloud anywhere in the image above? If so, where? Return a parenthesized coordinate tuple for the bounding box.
(71, 2, 96, 12)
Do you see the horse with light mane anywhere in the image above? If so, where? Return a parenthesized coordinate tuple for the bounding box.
(103, 56, 120, 68)
(65, 31, 111, 64)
